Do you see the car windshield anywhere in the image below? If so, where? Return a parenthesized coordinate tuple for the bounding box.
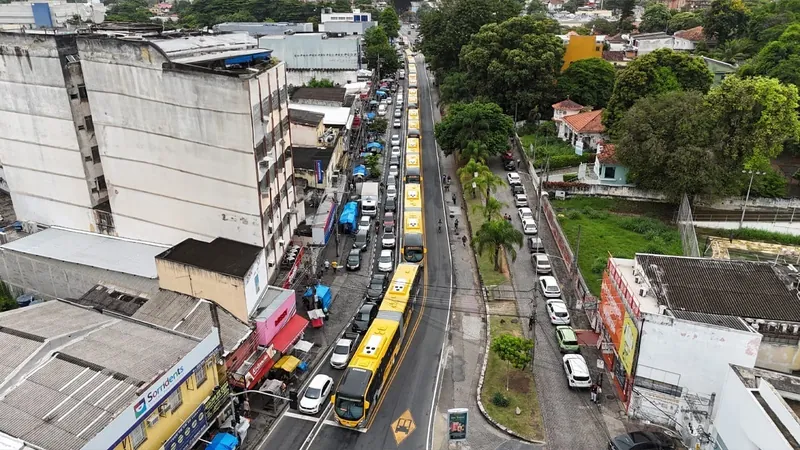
(563, 338, 578, 346)
(556, 311, 569, 318)
(335, 396, 364, 420)
(305, 387, 322, 399)
(334, 344, 349, 355)
(380, 254, 391, 263)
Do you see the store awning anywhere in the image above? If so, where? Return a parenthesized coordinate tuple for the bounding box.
(271, 314, 309, 353)
(275, 355, 301, 372)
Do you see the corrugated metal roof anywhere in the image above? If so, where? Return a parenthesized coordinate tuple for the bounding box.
(0, 301, 111, 339)
(670, 310, 752, 332)
(1, 228, 168, 279)
(289, 103, 350, 126)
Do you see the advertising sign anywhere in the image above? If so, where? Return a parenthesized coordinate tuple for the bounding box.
(600, 272, 625, 349)
(447, 408, 468, 441)
(619, 313, 639, 375)
(315, 160, 324, 184)
(204, 381, 231, 417)
(163, 404, 207, 450)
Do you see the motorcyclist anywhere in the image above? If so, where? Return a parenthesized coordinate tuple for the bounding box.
(438, 219, 442, 233)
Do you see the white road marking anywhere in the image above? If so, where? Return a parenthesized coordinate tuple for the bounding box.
(284, 411, 322, 423)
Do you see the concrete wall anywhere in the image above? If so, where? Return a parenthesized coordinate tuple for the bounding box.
(562, 35, 603, 72)
(156, 259, 248, 322)
(290, 122, 324, 147)
(757, 341, 800, 374)
(243, 249, 268, 315)
(285, 69, 360, 88)
(636, 37, 673, 55)
(258, 34, 360, 70)
(0, 34, 98, 231)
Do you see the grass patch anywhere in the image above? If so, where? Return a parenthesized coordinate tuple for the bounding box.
(696, 227, 800, 247)
(482, 313, 544, 441)
(551, 198, 683, 295)
(465, 194, 508, 286)
(519, 134, 575, 158)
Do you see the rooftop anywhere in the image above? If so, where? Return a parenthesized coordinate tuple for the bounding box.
(603, 50, 627, 62)
(253, 286, 295, 321)
(1, 227, 168, 279)
(289, 103, 352, 127)
(637, 254, 800, 322)
(597, 142, 618, 164)
(156, 237, 262, 279)
(77, 284, 252, 355)
(613, 257, 660, 314)
(674, 26, 705, 42)
(552, 99, 584, 110)
(670, 310, 752, 332)
(292, 146, 335, 170)
(563, 109, 605, 134)
(632, 32, 671, 41)
(291, 87, 347, 104)
(149, 32, 257, 57)
(0, 301, 198, 450)
(289, 108, 325, 127)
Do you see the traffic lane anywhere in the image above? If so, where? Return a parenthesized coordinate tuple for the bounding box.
(486, 156, 609, 448)
(258, 416, 315, 450)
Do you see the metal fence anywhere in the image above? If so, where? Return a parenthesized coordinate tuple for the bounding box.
(677, 194, 701, 257)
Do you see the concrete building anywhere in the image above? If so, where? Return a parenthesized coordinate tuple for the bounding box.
(631, 27, 704, 55)
(702, 56, 737, 86)
(0, 32, 302, 268)
(0, 300, 228, 450)
(213, 21, 314, 36)
(292, 87, 348, 107)
(259, 33, 361, 86)
(710, 364, 800, 450)
(289, 108, 325, 147)
(556, 108, 605, 154)
(319, 8, 375, 35)
(560, 34, 603, 71)
(0, 0, 106, 31)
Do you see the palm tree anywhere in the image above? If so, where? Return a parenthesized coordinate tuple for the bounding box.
(473, 219, 524, 271)
(472, 197, 506, 221)
(461, 140, 490, 163)
(475, 170, 504, 208)
(457, 158, 492, 197)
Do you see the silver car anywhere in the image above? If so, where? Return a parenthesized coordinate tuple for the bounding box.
(389, 165, 399, 178)
(378, 249, 394, 272)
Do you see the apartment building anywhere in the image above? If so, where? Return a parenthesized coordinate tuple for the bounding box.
(0, 32, 302, 278)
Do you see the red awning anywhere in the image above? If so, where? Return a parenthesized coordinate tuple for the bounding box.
(246, 351, 277, 390)
(271, 314, 309, 353)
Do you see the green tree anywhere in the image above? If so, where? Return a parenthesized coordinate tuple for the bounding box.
(0, 282, 17, 313)
(749, 167, 788, 198)
(457, 158, 493, 197)
(435, 101, 514, 159)
(474, 169, 505, 207)
(667, 11, 702, 34)
(703, 0, 750, 44)
(639, 3, 671, 33)
(706, 38, 757, 63)
(473, 197, 506, 220)
(368, 118, 388, 133)
(745, 0, 800, 47)
(364, 26, 400, 75)
(563, 0, 586, 13)
(706, 76, 800, 170)
(526, 0, 548, 17)
(604, 49, 713, 131)
(741, 24, 800, 87)
(618, 0, 636, 24)
(473, 219, 524, 271)
(106, 0, 152, 22)
(558, 58, 616, 108)
(418, 0, 522, 72)
(439, 71, 473, 104)
(379, 6, 400, 39)
(615, 91, 730, 199)
(459, 16, 564, 118)
(364, 154, 381, 178)
(586, 17, 617, 35)
(306, 77, 335, 88)
(491, 334, 534, 390)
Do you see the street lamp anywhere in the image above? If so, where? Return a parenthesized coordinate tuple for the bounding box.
(739, 170, 764, 229)
(472, 171, 479, 198)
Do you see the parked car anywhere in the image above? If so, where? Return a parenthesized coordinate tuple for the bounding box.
(556, 326, 580, 353)
(382, 226, 396, 248)
(503, 158, 516, 171)
(394, 118, 402, 128)
(366, 273, 389, 301)
(528, 237, 545, 253)
(608, 431, 677, 450)
(352, 302, 378, 332)
(539, 276, 562, 298)
(507, 172, 521, 185)
(521, 220, 537, 235)
(518, 207, 533, 222)
(385, 196, 397, 212)
(354, 228, 371, 252)
(383, 211, 395, 228)
(378, 249, 394, 272)
(514, 194, 528, 207)
(387, 175, 398, 188)
(299, 374, 334, 414)
(389, 165, 399, 178)
(546, 299, 570, 325)
(562, 354, 591, 389)
(346, 248, 362, 271)
(391, 146, 401, 158)
(532, 253, 551, 273)
(391, 134, 401, 146)
(511, 184, 525, 195)
(330, 338, 354, 368)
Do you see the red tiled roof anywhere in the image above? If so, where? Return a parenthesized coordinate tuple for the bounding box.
(552, 99, 584, 110)
(597, 142, 617, 164)
(563, 109, 605, 134)
(674, 26, 704, 42)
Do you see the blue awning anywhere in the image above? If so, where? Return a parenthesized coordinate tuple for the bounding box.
(207, 433, 238, 450)
(367, 142, 383, 149)
(353, 165, 367, 177)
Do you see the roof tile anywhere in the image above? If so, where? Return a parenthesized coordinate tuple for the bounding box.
(674, 26, 705, 42)
(552, 99, 584, 110)
(563, 109, 605, 134)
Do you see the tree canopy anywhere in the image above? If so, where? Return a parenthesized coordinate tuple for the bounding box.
(558, 58, 616, 108)
(435, 101, 514, 159)
(604, 49, 713, 131)
(106, 0, 152, 22)
(306, 77, 336, 88)
(491, 334, 534, 371)
(639, 3, 671, 33)
(459, 16, 564, 118)
(364, 26, 400, 76)
(378, 6, 400, 39)
(179, 0, 350, 28)
(703, 0, 750, 44)
(474, 219, 524, 271)
(586, 18, 617, 35)
(741, 24, 800, 87)
(667, 12, 702, 34)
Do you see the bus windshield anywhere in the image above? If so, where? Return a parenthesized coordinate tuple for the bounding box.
(335, 396, 364, 421)
(404, 247, 424, 262)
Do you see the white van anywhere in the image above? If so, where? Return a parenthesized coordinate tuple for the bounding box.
(378, 104, 388, 117)
(399, 69, 406, 79)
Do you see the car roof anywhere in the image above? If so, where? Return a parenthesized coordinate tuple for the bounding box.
(535, 254, 549, 260)
(337, 338, 352, 345)
(515, 194, 526, 198)
(563, 354, 588, 372)
(380, 249, 392, 256)
(309, 374, 331, 389)
(349, 248, 361, 255)
(541, 275, 557, 284)
(548, 300, 567, 310)
(556, 326, 576, 339)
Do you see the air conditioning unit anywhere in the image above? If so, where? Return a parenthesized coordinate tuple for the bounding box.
(158, 404, 170, 416)
(638, 287, 648, 297)
(279, 239, 285, 247)
(781, 323, 789, 333)
(146, 415, 159, 427)
(268, 258, 276, 268)
(634, 275, 642, 284)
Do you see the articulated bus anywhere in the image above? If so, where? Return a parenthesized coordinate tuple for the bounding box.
(402, 184, 424, 263)
(405, 137, 421, 184)
(332, 264, 422, 429)
(407, 119, 420, 137)
(408, 73, 418, 88)
(408, 89, 419, 108)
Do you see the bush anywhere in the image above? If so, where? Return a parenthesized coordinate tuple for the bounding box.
(563, 173, 579, 182)
(718, 228, 800, 246)
(750, 168, 788, 199)
(543, 181, 590, 190)
(581, 207, 609, 220)
(566, 210, 582, 220)
(492, 392, 511, 407)
(619, 216, 668, 235)
(534, 153, 596, 170)
(591, 256, 608, 274)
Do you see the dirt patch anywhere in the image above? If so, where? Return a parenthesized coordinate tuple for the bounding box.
(508, 371, 530, 393)
(488, 300, 518, 317)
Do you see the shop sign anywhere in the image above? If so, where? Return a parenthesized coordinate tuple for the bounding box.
(204, 381, 231, 418)
(606, 259, 641, 320)
(600, 273, 625, 349)
(163, 404, 207, 450)
(619, 313, 639, 375)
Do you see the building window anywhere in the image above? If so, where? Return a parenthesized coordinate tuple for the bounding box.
(78, 84, 88, 101)
(603, 166, 616, 179)
(168, 388, 183, 411)
(96, 175, 107, 191)
(84, 115, 94, 132)
(130, 422, 147, 448)
(91, 146, 100, 163)
(195, 365, 207, 387)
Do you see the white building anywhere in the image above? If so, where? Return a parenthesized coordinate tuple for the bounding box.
(259, 33, 362, 86)
(711, 364, 800, 450)
(0, 32, 302, 281)
(0, 0, 105, 31)
(319, 8, 375, 35)
(632, 27, 705, 55)
(556, 108, 605, 153)
(214, 21, 314, 36)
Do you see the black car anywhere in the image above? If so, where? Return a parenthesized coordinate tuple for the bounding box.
(352, 302, 378, 333)
(385, 196, 397, 212)
(346, 249, 362, 271)
(511, 184, 525, 195)
(503, 159, 516, 171)
(366, 273, 389, 301)
(609, 431, 676, 450)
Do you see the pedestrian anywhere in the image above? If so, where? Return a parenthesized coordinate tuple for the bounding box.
(447, 175, 451, 184)
(590, 383, 598, 404)
(452, 193, 457, 205)
(324, 260, 330, 272)
(442, 175, 447, 184)
(444, 183, 449, 192)
(243, 397, 251, 418)
(461, 235, 467, 247)
(454, 218, 459, 229)
(528, 315, 534, 331)
(332, 261, 339, 273)
(516, 159, 521, 169)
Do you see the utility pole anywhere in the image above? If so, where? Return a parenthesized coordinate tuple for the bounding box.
(739, 170, 763, 229)
(573, 225, 581, 278)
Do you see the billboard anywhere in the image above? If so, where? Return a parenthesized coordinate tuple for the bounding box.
(447, 408, 468, 441)
(600, 272, 625, 349)
(163, 404, 207, 450)
(619, 313, 639, 375)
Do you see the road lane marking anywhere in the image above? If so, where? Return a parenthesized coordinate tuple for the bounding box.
(322, 419, 369, 432)
(284, 411, 322, 423)
(391, 409, 417, 445)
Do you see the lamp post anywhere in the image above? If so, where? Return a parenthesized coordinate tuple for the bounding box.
(739, 170, 764, 229)
(472, 171, 479, 198)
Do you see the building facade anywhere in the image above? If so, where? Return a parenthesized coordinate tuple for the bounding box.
(319, 8, 375, 35)
(0, 1, 106, 31)
(259, 33, 361, 87)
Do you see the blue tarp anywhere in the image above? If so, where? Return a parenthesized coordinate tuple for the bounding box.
(353, 165, 367, 178)
(367, 142, 383, 149)
(366, 112, 376, 119)
(376, 90, 387, 97)
(338, 201, 358, 234)
(207, 433, 238, 450)
(303, 284, 332, 312)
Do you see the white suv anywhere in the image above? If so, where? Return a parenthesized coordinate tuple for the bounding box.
(563, 354, 592, 389)
(539, 276, 561, 298)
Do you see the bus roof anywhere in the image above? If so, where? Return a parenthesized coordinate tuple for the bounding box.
(404, 184, 422, 210)
(406, 137, 420, 153)
(408, 109, 419, 120)
(380, 263, 421, 314)
(337, 366, 372, 399)
(403, 232, 423, 247)
(404, 210, 423, 233)
(347, 318, 400, 372)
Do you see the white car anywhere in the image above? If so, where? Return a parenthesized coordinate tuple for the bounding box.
(378, 249, 394, 272)
(358, 215, 371, 232)
(388, 164, 399, 178)
(514, 194, 528, 207)
(394, 109, 402, 118)
(330, 338, 353, 369)
(507, 172, 521, 185)
(386, 184, 398, 199)
(563, 354, 592, 389)
(518, 207, 533, 222)
(539, 275, 562, 298)
(521, 219, 537, 235)
(391, 146, 401, 157)
(391, 135, 401, 146)
(533, 253, 551, 274)
(394, 119, 402, 128)
(382, 226, 396, 248)
(299, 374, 334, 414)
(546, 299, 570, 325)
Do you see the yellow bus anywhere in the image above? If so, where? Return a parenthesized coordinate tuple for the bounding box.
(408, 89, 418, 108)
(408, 72, 418, 88)
(408, 109, 419, 122)
(402, 209, 424, 263)
(407, 119, 420, 137)
(332, 264, 422, 428)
